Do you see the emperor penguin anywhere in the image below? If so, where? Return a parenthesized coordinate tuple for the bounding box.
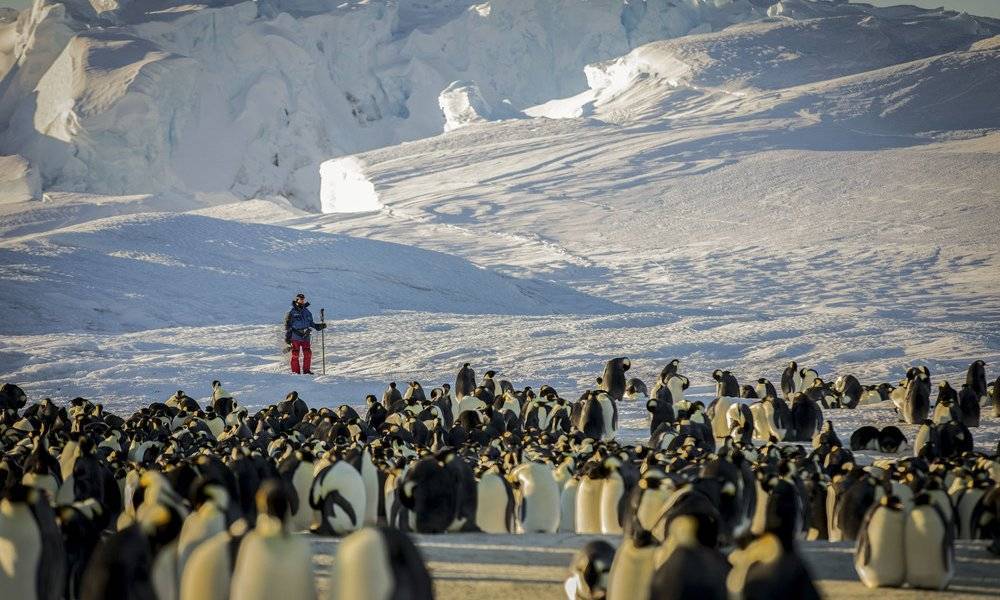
(575, 461, 605, 534)
(624, 473, 675, 543)
(966, 360, 987, 404)
(606, 528, 658, 600)
(900, 369, 931, 424)
(475, 465, 515, 534)
(325, 526, 433, 600)
(559, 475, 580, 533)
(730, 533, 821, 600)
(649, 516, 729, 600)
(279, 449, 317, 532)
(834, 374, 863, 409)
(177, 479, 230, 582)
(598, 457, 637, 535)
(565, 539, 616, 600)
(598, 357, 631, 401)
(781, 361, 800, 399)
(957, 384, 980, 428)
(904, 494, 954, 590)
(0, 485, 57, 600)
(512, 461, 561, 533)
(666, 374, 690, 411)
(991, 375, 1000, 418)
(712, 369, 740, 398)
(230, 481, 316, 600)
(309, 457, 366, 536)
(624, 378, 648, 403)
(798, 368, 819, 393)
(854, 495, 906, 588)
(455, 363, 476, 400)
(756, 378, 779, 400)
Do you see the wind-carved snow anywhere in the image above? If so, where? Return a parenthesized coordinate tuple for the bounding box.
(319, 156, 381, 214)
(0, 155, 41, 203)
(0, 0, 768, 207)
(439, 80, 501, 132)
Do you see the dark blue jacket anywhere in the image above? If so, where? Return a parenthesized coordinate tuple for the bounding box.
(285, 302, 321, 342)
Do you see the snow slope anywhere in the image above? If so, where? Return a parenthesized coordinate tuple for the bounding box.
(0, 1, 998, 457)
(0, 0, 768, 207)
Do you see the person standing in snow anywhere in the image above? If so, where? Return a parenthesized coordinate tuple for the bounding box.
(285, 293, 326, 374)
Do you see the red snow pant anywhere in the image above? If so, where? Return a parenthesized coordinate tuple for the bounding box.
(290, 340, 312, 373)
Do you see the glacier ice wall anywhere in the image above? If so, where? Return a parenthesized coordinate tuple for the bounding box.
(0, 0, 765, 208)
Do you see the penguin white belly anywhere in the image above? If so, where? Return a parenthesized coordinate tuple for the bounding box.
(926, 489, 954, 526)
(904, 505, 954, 590)
(152, 540, 180, 600)
(476, 472, 512, 534)
(955, 488, 985, 539)
(606, 537, 656, 600)
(750, 479, 769, 536)
(634, 488, 671, 536)
(515, 462, 560, 534)
(289, 464, 315, 532)
(575, 476, 604, 534)
(177, 504, 225, 577)
(559, 479, 579, 533)
(826, 485, 842, 542)
(179, 531, 232, 600)
(326, 528, 393, 600)
(230, 529, 316, 600)
(749, 403, 768, 441)
(599, 398, 616, 441)
(854, 505, 906, 588)
(361, 450, 380, 526)
(710, 397, 733, 438)
(599, 472, 624, 534)
(0, 501, 42, 600)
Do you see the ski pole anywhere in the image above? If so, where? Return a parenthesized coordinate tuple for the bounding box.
(320, 308, 326, 375)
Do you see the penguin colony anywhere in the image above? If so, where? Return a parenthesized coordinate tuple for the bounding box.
(0, 358, 998, 600)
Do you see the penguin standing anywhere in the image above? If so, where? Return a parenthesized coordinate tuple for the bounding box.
(475, 466, 514, 534)
(575, 462, 605, 534)
(727, 532, 820, 600)
(309, 458, 366, 536)
(957, 384, 980, 428)
(606, 528, 659, 600)
(712, 369, 740, 398)
(904, 494, 954, 590)
(781, 362, 800, 399)
(455, 363, 476, 400)
(649, 515, 729, 600)
(512, 461, 560, 534)
(325, 526, 433, 600)
(598, 357, 631, 401)
(966, 360, 987, 405)
(900, 369, 931, 424)
(0, 486, 43, 600)
(854, 496, 906, 588)
(230, 481, 316, 600)
(279, 450, 316, 532)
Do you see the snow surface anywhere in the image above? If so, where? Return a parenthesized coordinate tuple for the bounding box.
(0, 0, 768, 208)
(0, 1, 999, 459)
